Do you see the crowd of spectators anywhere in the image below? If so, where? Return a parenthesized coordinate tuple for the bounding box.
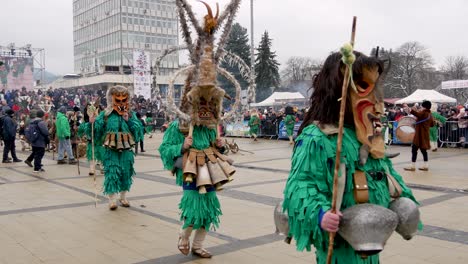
(0, 87, 169, 129)
(242, 106, 307, 137)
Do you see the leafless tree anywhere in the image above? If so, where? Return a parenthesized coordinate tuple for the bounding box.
(440, 55, 468, 102)
(281, 56, 322, 87)
(385, 42, 433, 97)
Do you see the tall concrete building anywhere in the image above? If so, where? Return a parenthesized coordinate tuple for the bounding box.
(72, 0, 179, 75)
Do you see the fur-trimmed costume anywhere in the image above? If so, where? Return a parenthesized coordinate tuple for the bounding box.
(282, 51, 420, 263)
(248, 112, 260, 139)
(159, 121, 222, 230)
(91, 86, 143, 210)
(430, 103, 446, 151)
(77, 122, 105, 168)
(161, 0, 242, 258)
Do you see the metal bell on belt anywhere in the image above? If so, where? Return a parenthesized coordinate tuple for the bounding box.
(207, 160, 229, 191)
(338, 204, 398, 258)
(183, 158, 197, 183)
(389, 197, 420, 240)
(196, 163, 212, 194)
(273, 200, 291, 244)
(218, 159, 235, 182)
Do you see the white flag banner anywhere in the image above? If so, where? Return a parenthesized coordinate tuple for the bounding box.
(441, 80, 468, 90)
(133, 50, 152, 99)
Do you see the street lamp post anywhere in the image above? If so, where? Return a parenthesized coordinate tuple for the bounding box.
(250, 0, 255, 103)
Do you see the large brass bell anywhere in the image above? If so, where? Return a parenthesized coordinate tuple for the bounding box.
(109, 133, 117, 148)
(218, 159, 235, 182)
(207, 160, 229, 191)
(122, 134, 131, 149)
(128, 134, 135, 147)
(196, 163, 212, 194)
(116, 133, 124, 150)
(183, 158, 197, 183)
(104, 134, 110, 147)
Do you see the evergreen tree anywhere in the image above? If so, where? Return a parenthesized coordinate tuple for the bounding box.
(255, 31, 280, 102)
(218, 23, 251, 106)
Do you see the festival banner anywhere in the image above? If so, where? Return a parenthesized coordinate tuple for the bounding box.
(133, 50, 151, 99)
(0, 56, 34, 91)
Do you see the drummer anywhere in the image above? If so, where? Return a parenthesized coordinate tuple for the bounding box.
(404, 101, 434, 171)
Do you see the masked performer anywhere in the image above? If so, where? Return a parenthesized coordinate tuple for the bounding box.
(282, 51, 420, 263)
(284, 106, 296, 145)
(159, 0, 241, 258)
(429, 103, 446, 151)
(248, 109, 260, 141)
(90, 86, 143, 210)
(78, 102, 105, 176)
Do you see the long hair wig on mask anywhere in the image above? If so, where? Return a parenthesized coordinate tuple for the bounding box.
(298, 51, 384, 136)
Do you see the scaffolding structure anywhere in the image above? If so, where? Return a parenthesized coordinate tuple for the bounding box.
(0, 43, 46, 87)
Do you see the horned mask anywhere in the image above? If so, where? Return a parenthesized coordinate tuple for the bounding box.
(200, 1, 219, 34)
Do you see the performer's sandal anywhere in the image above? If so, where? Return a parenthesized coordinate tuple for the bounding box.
(192, 248, 212, 258)
(178, 237, 190, 255)
(119, 199, 130, 207)
(109, 203, 118, 211)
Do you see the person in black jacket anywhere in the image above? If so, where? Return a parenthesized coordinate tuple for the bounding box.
(2, 109, 21, 163)
(24, 110, 50, 172)
(134, 112, 146, 154)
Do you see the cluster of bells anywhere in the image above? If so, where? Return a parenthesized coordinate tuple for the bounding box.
(274, 197, 420, 259)
(183, 148, 236, 194)
(104, 132, 136, 151)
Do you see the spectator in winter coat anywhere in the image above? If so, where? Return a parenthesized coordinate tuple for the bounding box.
(2, 109, 22, 163)
(24, 110, 49, 172)
(55, 106, 77, 164)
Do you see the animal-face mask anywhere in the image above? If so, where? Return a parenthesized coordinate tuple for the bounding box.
(349, 65, 385, 161)
(112, 92, 129, 116)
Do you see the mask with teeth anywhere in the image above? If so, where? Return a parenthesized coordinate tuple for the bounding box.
(349, 63, 385, 162)
(105, 85, 131, 116)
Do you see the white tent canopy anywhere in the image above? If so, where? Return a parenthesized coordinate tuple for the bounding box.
(250, 92, 306, 107)
(395, 89, 457, 104)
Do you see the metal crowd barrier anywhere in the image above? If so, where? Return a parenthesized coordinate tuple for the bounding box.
(439, 121, 467, 147)
(388, 120, 467, 148)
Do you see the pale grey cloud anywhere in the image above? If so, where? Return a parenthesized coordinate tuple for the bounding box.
(1, 0, 467, 75)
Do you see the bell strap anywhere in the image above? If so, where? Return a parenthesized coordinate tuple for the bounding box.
(386, 173, 402, 198)
(353, 170, 369, 204)
(203, 148, 218, 163)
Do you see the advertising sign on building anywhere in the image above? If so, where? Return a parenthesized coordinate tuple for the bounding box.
(133, 50, 151, 99)
(0, 56, 34, 91)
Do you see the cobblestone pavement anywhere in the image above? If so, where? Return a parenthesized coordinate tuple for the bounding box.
(0, 134, 467, 264)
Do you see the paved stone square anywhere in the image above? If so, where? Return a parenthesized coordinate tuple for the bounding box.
(0, 134, 467, 264)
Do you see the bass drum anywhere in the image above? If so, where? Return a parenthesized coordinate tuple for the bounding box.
(396, 117, 416, 143)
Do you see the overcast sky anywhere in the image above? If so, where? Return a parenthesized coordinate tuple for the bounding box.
(1, 0, 468, 75)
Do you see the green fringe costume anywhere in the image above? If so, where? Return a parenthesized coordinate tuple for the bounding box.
(145, 117, 153, 134)
(159, 121, 222, 230)
(248, 115, 260, 135)
(283, 124, 419, 264)
(430, 112, 446, 142)
(93, 111, 143, 195)
(284, 114, 296, 137)
(77, 122, 105, 162)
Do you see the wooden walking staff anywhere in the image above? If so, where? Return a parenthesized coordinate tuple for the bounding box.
(326, 16, 357, 264)
(87, 104, 99, 207)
